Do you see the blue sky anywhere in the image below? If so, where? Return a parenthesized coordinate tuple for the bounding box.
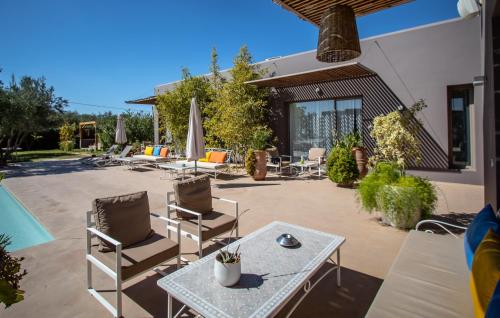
(0, 0, 459, 114)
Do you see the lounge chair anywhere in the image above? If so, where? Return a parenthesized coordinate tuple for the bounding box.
(266, 147, 291, 175)
(86, 191, 181, 318)
(95, 145, 132, 167)
(82, 144, 117, 165)
(176, 148, 232, 179)
(306, 147, 326, 177)
(166, 174, 238, 258)
(132, 145, 170, 167)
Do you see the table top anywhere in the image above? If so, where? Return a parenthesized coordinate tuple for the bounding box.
(158, 162, 193, 170)
(157, 221, 345, 318)
(290, 161, 318, 167)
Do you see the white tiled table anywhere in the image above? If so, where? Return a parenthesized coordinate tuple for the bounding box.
(158, 162, 193, 180)
(157, 221, 345, 318)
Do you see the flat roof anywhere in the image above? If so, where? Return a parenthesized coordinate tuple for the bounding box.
(245, 62, 376, 88)
(125, 96, 157, 105)
(273, 0, 413, 25)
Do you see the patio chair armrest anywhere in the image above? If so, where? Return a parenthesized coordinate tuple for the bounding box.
(212, 196, 239, 219)
(280, 154, 292, 159)
(87, 227, 122, 247)
(167, 203, 202, 217)
(415, 220, 467, 238)
(150, 212, 181, 241)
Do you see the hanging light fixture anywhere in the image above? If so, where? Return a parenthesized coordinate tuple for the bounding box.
(316, 4, 361, 63)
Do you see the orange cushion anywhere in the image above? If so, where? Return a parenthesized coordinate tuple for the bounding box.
(144, 146, 154, 156)
(160, 147, 169, 158)
(208, 151, 227, 163)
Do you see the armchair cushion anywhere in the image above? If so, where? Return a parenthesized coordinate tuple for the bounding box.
(93, 191, 153, 252)
(173, 175, 212, 219)
(179, 211, 237, 241)
(92, 232, 179, 280)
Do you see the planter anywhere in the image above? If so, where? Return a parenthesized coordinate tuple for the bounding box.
(253, 150, 267, 181)
(352, 147, 368, 178)
(380, 209, 421, 229)
(214, 254, 241, 287)
(376, 185, 422, 229)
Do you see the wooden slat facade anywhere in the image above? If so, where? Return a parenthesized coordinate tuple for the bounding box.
(246, 63, 375, 88)
(273, 0, 413, 25)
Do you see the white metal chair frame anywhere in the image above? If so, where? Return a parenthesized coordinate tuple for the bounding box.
(415, 219, 467, 238)
(166, 192, 238, 258)
(86, 211, 181, 318)
(266, 153, 292, 175)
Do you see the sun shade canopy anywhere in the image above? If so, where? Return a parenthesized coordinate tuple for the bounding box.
(245, 62, 375, 88)
(125, 96, 157, 105)
(273, 0, 413, 25)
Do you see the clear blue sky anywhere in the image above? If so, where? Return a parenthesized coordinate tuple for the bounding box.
(0, 0, 459, 114)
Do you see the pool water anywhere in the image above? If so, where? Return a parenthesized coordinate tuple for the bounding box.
(0, 185, 54, 252)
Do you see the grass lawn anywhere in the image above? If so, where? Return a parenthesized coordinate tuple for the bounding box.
(8, 149, 103, 163)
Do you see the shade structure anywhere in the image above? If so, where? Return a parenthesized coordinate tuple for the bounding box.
(316, 5, 361, 63)
(115, 115, 127, 145)
(186, 97, 205, 174)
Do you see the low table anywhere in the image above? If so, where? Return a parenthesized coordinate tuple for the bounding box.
(157, 221, 345, 318)
(290, 161, 320, 177)
(158, 162, 193, 180)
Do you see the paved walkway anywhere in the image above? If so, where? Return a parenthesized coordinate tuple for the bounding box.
(0, 160, 484, 317)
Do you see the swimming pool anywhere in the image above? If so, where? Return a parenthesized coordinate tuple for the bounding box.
(0, 185, 54, 252)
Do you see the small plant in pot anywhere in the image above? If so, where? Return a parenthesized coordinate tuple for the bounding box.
(245, 127, 272, 181)
(214, 246, 241, 287)
(344, 133, 368, 178)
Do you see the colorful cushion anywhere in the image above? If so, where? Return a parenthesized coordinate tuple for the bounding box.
(173, 175, 212, 219)
(160, 147, 169, 158)
(92, 191, 153, 252)
(153, 146, 161, 156)
(144, 146, 154, 156)
(465, 204, 500, 269)
(470, 229, 500, 317)
(486, 282, 500, 318)
(208, 151, 227, 163)
(199, 152, 212, 163)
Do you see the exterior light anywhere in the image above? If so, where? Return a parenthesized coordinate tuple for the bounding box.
(315, 87, 323, 96)
(316, 5, 361, 63)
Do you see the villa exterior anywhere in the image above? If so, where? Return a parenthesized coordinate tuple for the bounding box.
(132, 17, 484, 186)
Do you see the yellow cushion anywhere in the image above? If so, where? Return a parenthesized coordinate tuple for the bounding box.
(199, 152, 212, 162)
(470, 229, 500, 317)
(144, 146, 154, 156)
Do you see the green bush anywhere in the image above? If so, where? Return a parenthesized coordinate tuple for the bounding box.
(245, 149, 256, 176)
(250, 128, 272, 151)
(0, 235, 27, 308)
(357, 162, 401, 212)
(377, 184, 421, 228)
(326, 146, 359, 186)
(397, 175, 437, 219)
(0, 172, 4, 183)
(58, 140, 74, 152)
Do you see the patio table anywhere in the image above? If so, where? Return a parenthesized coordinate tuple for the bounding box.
(157, 221, 345, 318)
(158, 162, 193, 180)
(289, 161, 320, 177)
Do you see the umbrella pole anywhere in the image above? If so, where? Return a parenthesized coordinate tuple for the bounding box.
(195, 160, 197, 176)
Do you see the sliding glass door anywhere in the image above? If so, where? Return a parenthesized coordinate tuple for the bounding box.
(289, 98, 362, 159)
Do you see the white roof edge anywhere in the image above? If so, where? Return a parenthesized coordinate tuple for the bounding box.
(155, 17, 466, 90)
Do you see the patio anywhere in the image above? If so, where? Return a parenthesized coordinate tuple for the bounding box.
(0, 159, 484, 317)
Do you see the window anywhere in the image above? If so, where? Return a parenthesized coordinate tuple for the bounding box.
(289, 98, 362, 159)
(448, 85, 473, 169)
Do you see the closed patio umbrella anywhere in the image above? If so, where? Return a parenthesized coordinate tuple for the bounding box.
(115, 114, 127, 145)
(186, 97, 205, 174)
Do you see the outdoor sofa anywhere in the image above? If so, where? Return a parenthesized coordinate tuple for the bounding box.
(366, 205, 500, 317)
(175, 148, 232, 179)
(132, 145, 170, 167)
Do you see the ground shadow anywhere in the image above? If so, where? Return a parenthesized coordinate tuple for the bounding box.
(1, 159, 103, 178)
(124, 264, 382, 318)
(214, 183, 280, 189)
(417, 211, 475, 235)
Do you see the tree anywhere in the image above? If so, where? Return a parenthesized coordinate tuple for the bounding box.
(156, 68, 211, 151)
(122, 110, 154, 144)
(0, 75, 67, 165)
(209, 45, 269, 155)
(0, 235, 27, 308)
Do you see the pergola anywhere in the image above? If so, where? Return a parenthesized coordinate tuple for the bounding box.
(125, 95, 160, 145)
(79, 121, 97, 149)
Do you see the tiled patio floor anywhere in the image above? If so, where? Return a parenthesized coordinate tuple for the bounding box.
(0, 160, 484, 317)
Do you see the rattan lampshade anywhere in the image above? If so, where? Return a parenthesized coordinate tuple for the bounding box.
(316, 5, 361, 63)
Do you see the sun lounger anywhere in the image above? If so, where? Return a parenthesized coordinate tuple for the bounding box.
(82, 144, 118, 165)
(131, 145, 170, 167)
(175, 148, 232, 179)
(95, 145, 132, 167)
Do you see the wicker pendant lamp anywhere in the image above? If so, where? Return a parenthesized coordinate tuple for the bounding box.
(316, 4, 361, 63)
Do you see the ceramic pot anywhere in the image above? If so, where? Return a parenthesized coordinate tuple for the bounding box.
(253, 150, 267, 181)
(352, 147, 368, 178)
(214, 255, 241, 287)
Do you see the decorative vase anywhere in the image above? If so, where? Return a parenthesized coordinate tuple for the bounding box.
(214, 254, 241, 287)
(253, 150, 267, 181)
(352, 147, 368, 178)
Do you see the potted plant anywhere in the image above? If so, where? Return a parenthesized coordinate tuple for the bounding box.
(245, 128, 272, 181)
(214, 246, 241, 287)
(326, 141, 359, 187)
(344, 133, 368, 178)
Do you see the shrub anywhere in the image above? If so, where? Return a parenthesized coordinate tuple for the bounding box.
(397, 175, 437, 219)
(376, 184, 421, 228)
(0, 235, 27, 308)
(59, 140, 74, 152)
(357, 162, 401, 212)
(250, 128, 272, 151)
(326, 146, 359, 186)
(245, 149, 256, 176)
(0, 172, 4, 183)
(59, 122, 75, 151)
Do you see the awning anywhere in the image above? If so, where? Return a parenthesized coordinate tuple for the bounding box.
(245, 62, 376, 88)
(273, 0, 413, 25)
(125, 96, 156, 105)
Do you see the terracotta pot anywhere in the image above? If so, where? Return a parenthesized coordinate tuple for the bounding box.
(253, 150, 268, 180)
(352, 147, 368, 178)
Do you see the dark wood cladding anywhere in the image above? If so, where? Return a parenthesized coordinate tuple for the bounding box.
(268, 74, 449, 170)
(273, 0, 413, 25)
